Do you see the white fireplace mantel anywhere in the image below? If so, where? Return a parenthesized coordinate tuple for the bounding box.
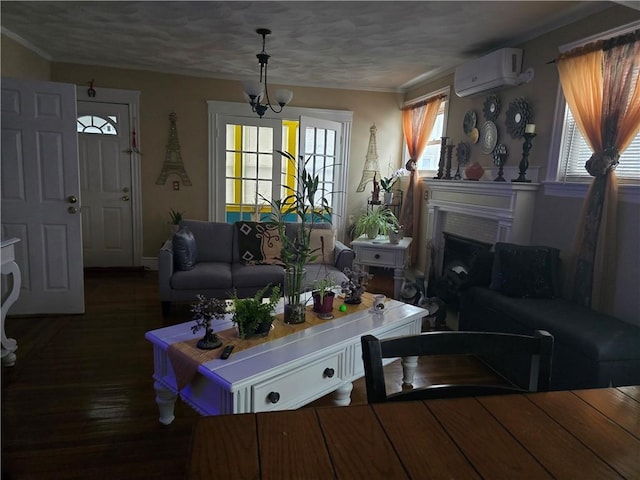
(423, 179, 540, 275)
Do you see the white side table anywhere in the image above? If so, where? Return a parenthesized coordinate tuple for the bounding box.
(1, 238, 21, 367)
(350, 235, 412, 300)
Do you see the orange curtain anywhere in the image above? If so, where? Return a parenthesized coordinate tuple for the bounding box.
(557, 29, 640, 312)
(399, 96, 444, 265)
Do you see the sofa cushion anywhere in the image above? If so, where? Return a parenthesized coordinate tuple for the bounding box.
(462, 286, 640, 362)
(308, 228, 336, 264)
(235, 221, 283, 265)
(182, 220, 233, 263)
(170, 262, 233, 290)
(172, 227, 198, 270)
(232, 263, 285, 289)
(490, 243, 560, 298)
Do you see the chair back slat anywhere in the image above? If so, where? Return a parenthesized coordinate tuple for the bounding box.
(361, 330, 554, 404)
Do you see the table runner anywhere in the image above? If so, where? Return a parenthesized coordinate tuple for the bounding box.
(168, 293, 379, 390)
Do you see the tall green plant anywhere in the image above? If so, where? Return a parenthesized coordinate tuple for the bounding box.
(262, 150, 334, 307)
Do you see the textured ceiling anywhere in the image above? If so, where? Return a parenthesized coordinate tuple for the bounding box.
(1, 1, 616, 92)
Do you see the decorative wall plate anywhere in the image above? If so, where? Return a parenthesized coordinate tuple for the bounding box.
(493, 143, 508, 165)
(480, 121, 498, 154)
(468, 127, 479, 144)
(456, 142, 470, 165)
(463, 110, 477, 135)
(483, 95, 501, 121)
(505, 97, 532, 139)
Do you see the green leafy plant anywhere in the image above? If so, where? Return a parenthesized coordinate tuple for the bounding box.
(380, 176, 397, 193)
(230, 284, 281, 339)
(312, 275, 335, 302)
(353, 206, 399, 239)
(169, 209, 184, 225)
(261, 150, 334, 309)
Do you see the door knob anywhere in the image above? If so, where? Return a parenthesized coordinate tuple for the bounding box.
(121, 195, 130, 201)
(67, 206, 78, 214)
(67, 195, 78, 203)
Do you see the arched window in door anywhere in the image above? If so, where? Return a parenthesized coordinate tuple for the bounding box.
(76, 115, 117, 135)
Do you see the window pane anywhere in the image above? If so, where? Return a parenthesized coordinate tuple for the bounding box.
(559, 107, 640, 182)
(77, 115, 117, 135)
(415, 103, 446, 171)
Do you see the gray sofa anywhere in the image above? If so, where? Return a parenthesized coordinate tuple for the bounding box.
(158, 219, 355, 314)
(457, 243, 640, 391)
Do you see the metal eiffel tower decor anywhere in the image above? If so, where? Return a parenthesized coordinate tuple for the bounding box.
(356, 124, 382, 192)
(156, 112, 192, 186)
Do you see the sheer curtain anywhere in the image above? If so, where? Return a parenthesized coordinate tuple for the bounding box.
(399, 95, 444, 265)
(557, 29, 640, 312)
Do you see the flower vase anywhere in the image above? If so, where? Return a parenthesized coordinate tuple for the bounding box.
(383, 191, 394, 205)
(284, 267, 306, 324)
(197, 327, 222, 350)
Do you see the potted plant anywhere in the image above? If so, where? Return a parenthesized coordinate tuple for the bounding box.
(311, 275, 336, 317)
(169, 209, 184, 233)
(380, 176, 397, 205)
(230, 284, 281, 339)
(262, 150, 334, 324)
(190, 294, 227, 349)
(341, 268, 372, 304)
(353, 206, 400, 239)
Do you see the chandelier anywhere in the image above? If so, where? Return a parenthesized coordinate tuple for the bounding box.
(242, 28, 293, 118)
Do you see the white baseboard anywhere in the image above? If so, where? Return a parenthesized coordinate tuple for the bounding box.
(142, 256, 158, 271)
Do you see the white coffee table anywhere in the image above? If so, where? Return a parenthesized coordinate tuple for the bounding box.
(145, 296, 425, 424)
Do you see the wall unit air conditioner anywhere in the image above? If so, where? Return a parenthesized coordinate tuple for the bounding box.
(454, 48, 534, 98)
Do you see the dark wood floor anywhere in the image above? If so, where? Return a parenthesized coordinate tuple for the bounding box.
(1, 270, 499, 479)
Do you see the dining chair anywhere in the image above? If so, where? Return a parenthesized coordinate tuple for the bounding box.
(361, 330, 553, 403)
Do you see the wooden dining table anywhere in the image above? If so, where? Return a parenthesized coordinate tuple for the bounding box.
(187, 386, 640, 479)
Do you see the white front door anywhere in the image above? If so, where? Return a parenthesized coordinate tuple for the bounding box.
(1, 77, 85, 314)
(77, 102, 133, 267)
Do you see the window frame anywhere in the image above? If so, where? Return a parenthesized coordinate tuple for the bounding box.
(545, 21, 640, 204)
(207, 101, 353, 239)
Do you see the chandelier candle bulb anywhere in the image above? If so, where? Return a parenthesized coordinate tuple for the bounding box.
(525, 124, 536, 134)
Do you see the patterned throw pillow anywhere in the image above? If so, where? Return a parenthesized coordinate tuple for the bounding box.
(235, 222, 283, 265)
(307, 228, 335, 264)
(489, 243, 560, 298)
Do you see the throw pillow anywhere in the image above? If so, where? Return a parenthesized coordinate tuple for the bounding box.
(173, 227, 198, 271)
(489, 243, 560, 298)
(308, 228, 336, 264)
(236, 221, 283, 265)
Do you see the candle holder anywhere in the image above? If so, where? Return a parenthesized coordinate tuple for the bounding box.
(434, 137, 448, 179)
(443, 145, 454, 180)
(513, 133, 536, 183)
(494, 154, 507, 182)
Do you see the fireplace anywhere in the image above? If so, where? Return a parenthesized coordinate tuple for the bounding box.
(428, 232, 492, 306)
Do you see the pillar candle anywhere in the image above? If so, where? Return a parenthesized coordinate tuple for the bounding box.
(525, 124, 536, 134)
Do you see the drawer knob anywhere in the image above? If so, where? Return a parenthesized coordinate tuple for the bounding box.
(374, 254, 380, 259)
(324, 368, 335, 378)
(267, 391, 280, 404)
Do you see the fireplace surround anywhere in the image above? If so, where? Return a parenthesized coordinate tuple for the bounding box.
(423, 179, 540, 298)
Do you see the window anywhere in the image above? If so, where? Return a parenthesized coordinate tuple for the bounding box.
(403, 87, 450, 172)
(558, 108, 640, 183)
(77, 115, 117, 135)
(208, 102, 352, 237)
(552, 22, 640, 186)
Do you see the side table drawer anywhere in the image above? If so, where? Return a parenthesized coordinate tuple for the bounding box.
(356, 247, 397, 267)
(252, 352, 343, 412)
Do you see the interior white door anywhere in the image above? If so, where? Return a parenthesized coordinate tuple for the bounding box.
(299, 116, 344, 227)
(77, 102, 133, 267)
(1, 77, 85, 314)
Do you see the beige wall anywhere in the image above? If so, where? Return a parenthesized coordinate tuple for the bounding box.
(1, 35, 51, 80)
(405, 5, 640, 323)
(45, 66, 405, 257)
